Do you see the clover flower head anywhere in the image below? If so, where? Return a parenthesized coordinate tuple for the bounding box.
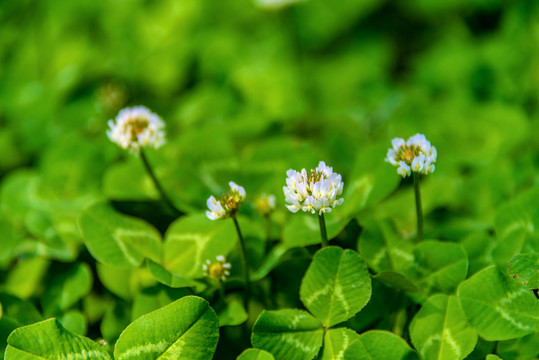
(107, 106, 165, 153)
(206, 182, 246, 220)
(254, 193, 276, 216)
(283, 161, 344, 216)
(202, 255, 231, 281)
(385, 133, 437, 177)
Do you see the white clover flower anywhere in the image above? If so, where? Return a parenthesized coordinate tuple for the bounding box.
(202, 255, 231, 281)
(385, 133, 437, 177)
(206, 182, 246, 220)
(254, 193, 276, 216)
(107, 106, 165, 153)
(283, 161, 344, 216)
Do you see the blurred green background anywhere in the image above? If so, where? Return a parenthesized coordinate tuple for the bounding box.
(0, 0, 538, 353)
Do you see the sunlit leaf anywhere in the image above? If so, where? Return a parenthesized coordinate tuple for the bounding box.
(114, 296, 219, 360)
(300, 246, 372, 327)
(408, 241, 468, 295)
(251, 309, 323, 360)
(320, 327, 359, 360)
(410, 294, 477, 360)
(163, 213, 237, 278)
(5, 318, 111, 359)
(507, 253, 539, 290)
(457, 266, 539, 340)
(237, 348, 275, 360)
(79, 202, 162, 268)
(344, 330, 419, 360)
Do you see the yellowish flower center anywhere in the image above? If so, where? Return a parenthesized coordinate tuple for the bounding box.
(128, 117, 149, 141)
(208, 263, 225, 280)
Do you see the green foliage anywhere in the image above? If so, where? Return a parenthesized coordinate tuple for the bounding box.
(408, 241, 468, 295)
(344, 331, 420, 360)
(320, 328, 360, 360)
(409, 294, 477, 360)
(251, 309, 323, 360)
(114, 296, 219, 360)
(163, 213, 237, 278)
(237, 348, 275, 360)
(79, 203, 162, 268)
(5, 319, 111, 360)
(41, 263, 92, 317)
(0, 0, 538, 358)
(300, 246, 371, 327)
(457, 266, 539, 341)
(507, 254, 539, 290)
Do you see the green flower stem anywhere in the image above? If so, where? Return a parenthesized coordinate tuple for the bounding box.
(413, 172, 424, 242)
(232, 216, 250, 310)
(139, 149, 181, 216)
(218, 281, 226, 305)
(318, 213, 329, 247)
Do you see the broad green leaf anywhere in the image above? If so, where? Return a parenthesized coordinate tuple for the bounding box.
(97, 262, 157, 300)
(217, 298, 248, 327)
(79, 202, 162, 268)
(58, 310, 87, 336)
(251, 309, 324, 360)
(131, 285, 191, 321)
(409, 294, 477, 360)
(41, 262, 92, 316)
(486, 355, 502, 360)
(4, 257, 50, 299)
(372, 271, 421, 293)
(114, 296, 219, 360)
(282, 214, 349, 249)
(237, 348, 275, 360)
(493, 188, 539, 265)
(5, 318, 111, 359)
(408, 241, 468, 295)
(320, 327, 360, 360)
(163, 213, 237, 278)
(0, 170, 38, 225)
(300, 246, 372, 327)
(0, 294, 42, 327)
(358, 219, 414, 274)
(457, 265, 539, 340)
(507, 253, 539, 289)
(146, 259, 205, 291)
(344, 330, 419, 360)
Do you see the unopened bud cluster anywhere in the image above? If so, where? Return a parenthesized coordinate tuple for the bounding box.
(385, 134, 437, 177)
(283, 161, 344, 216)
